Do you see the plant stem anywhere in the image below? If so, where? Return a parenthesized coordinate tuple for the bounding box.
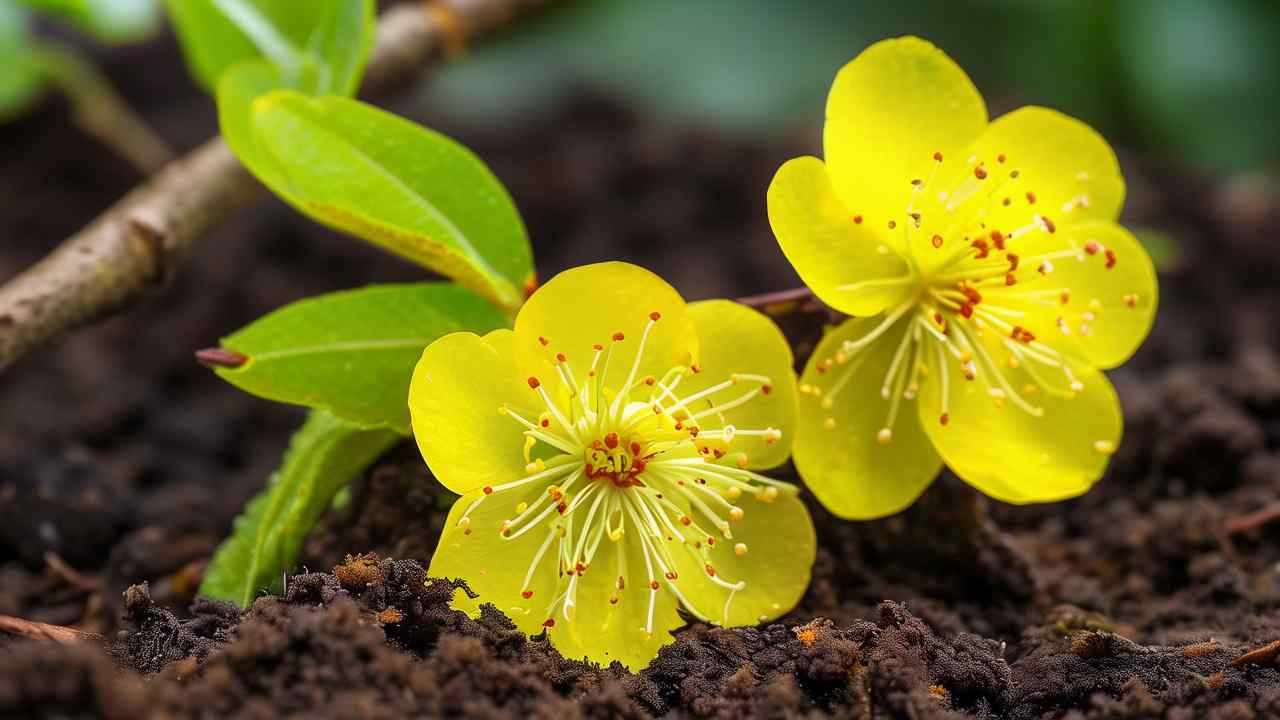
(32, 43, 175, 175)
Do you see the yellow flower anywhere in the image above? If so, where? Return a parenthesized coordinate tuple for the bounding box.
(767, 37, 1158, 519)
(408, 262, 815, 669)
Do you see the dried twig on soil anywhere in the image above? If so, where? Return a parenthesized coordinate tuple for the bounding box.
(0, 615, 100, 643)
(1230, 639, 1280, 668)
(1226, 502, 1280, 535)
(0, 0, 556, 373)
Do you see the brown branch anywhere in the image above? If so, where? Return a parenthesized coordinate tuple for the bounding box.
(0, 615, 100, 643)
(736, 286, 833, 318)
(0, 0, 557, 373)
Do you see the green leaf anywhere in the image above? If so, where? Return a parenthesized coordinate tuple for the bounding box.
(19, 0, 160, 43)
(213, 282, 507, 434)
(246, 91, 534, 310)
(0, 0, 42, 118)
(164, 0, 374, 95)
(200, 410, 398, 607)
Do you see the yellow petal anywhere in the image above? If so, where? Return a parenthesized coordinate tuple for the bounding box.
(430, 485, 686, 670)
(916, 320, 1122, 503)
(824, 36, 987, 251)
(984, 220, 1158, 369)
(699, 487, 814, 628)
(514, 262, 699, 401)
(794, 315, 942, 519)
(768, 156, 914, 316)
(409, 329, 542, 495)
(966, 106, 1125, 235)
(679, 300, 798, 470)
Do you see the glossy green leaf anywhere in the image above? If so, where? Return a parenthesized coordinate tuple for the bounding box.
(213, 283, 507, 434)
(199, 410, 398, 607)
(245, 91, 534, 310)
(19, 0, 160, 43)
(164, 0, 373, 95)
(0, 1, 41, 118)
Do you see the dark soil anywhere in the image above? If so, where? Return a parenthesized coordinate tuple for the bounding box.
(4, 23, 1280, 720)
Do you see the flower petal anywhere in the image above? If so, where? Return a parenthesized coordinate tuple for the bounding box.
(794, 316, 943, 519)
(679, 300, 798, 470)
(917, 320, 1122, 503)
(409, 329, 541, 495)
(985, 220, 1158, 369)
(430, 485, 685, 670)
(698, 487, 814, 628)
(515, 262, 699, 401)
(824, 36, 988, 250)
(768, 156, 914, 316)
(968, 106, 1125, 233)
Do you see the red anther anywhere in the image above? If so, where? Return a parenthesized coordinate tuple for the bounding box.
(940, 413, 950, 426)
(543, 618, 555, 628)
(555, 352, 567, 363)
(1005, 273, 1017, 286)
(705, 564, 717, 577)
(612, 331, 625, 341)
(1084, 240, 1100, 255)
(644, 375, 656, 385)
(593, 343, 604, 351)
(933, 311, 944, 326)
(538, 336, 549, 346)
(1007, 254, 1020, 271)
(761, 384, 773, 395)
(1060, 290, 1071, 305)
(527, 377, 541, 389)
(649, 311, 661, 321)
(971, 238, 990, 259)
(932, 234, 944, 248)
(664, 571, 677, 580)
(540, 418, 550, 428)
(688, 427, 700, 437)
(1010, 326, 1036, 343)
(604, 432, 619, 449)
(888, 220, 897, 230)
(933, 151, 944, 162)
(673, 422, 683, 430)
(521, 590, 534, 599)
(853, 214, 863, 224)
(630, 441, 642, 455)
(1105, 249, 1117, 269)
(712, 449, 725, 459)
(991, 230, 1005, 250)
(690, 363, 702, 374)
(961, 285, 982, 305)
(649, 580, 660, 590)
(1041, 216, 1057, 234)
(679, 515, 692, 526)
(997, 153, 1007, 164)
(911, 178, 922, 187)
(575, 562, 587, 574)
(556, 502, 567, 514)
(974, 165, 988, 180)
(707, 537, 716, 546)
(1026, 191, 1037, 204)
(1002, 197, 1011, 207)
(609, 596, 619, 605)
(909, 212, 921, 225)
(959, 303, 974, 319)
(483, 486, 493, 495)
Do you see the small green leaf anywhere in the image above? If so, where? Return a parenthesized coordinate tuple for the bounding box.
(164, 0, 373, 95)
(213, 283, 507, 434)
(200, 410, 398, 607)
(247, 91, 535, 310)
(0, 0, 42, 118)
(19, 0, 160, 43)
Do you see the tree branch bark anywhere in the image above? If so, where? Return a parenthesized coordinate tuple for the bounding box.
(0, 0, 555, 373)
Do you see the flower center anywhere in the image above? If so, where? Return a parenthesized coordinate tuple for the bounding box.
(805, 149, 1136, 455)
(454, 311, 789, 636)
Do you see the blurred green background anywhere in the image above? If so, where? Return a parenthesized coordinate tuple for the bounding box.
(423, 0, 1280, 173)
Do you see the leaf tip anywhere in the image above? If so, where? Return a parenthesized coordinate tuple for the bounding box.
(196, 347, 249, 369)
